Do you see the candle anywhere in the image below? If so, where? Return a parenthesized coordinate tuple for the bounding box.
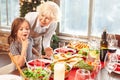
(54, 62, 65, 80)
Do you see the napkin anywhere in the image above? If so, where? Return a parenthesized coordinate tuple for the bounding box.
(28, 59, 45, 67)
(114, 64, 120, 71)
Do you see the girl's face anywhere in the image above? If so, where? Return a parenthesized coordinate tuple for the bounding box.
(17, 21, 30, 41)
(39, 14, 53, 27)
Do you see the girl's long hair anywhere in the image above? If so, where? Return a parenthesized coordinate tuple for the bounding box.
(8, 17, 31, 45)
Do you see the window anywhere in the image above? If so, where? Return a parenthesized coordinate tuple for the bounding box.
(92, 0, 120, 36)
(60, 0, 89, 37)
(0, 0, 19, 29)
(60, 0, 120, 38)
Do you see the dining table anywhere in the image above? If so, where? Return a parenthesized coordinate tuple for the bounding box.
(10, 62, 120, 80)
(9, 44, 120, 80)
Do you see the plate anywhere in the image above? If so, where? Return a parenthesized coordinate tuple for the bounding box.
(27, 59, 52, 69)
(54, 48, 76, 54)
(40, 59, 52, 63)
(113, 70, 120, 74)
(113, 63, 120, 74)
(0, 74, 21, 80)
(117, 54, 120, 62)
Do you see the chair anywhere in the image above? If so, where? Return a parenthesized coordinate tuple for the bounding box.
(0, 53, 11, 67)
(115, 34, 120, 48)
(0, 53, 16, 74)
(107, 34, 120, 48)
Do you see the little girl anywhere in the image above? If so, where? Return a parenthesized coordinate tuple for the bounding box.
(8, 17, 33, 67)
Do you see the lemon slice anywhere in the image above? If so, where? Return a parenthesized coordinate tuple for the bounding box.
(89, 50, 99, 58)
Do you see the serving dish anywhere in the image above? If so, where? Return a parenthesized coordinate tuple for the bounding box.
(54, 47, 76, 54)
(23, 59, 52, 80)
(22, 67, 51, 80)
(113, 70, 120, 74)
(27, 59, 52, 69)
(113, 63, 120, 74)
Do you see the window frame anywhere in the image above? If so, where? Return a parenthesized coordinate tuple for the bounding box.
(0, 0, 19, 30)
(57, 0, 97, 41)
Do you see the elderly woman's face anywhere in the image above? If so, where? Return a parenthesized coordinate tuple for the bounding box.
(39, 14, 53, 27)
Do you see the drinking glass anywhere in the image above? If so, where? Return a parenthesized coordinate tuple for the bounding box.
(104, 53, 118, 80)
(58, 41, 66, 48)
(74, 69, 91, 80)
(107, 34, 118, 53)
(91, 59, 101, 79)
(88, 38, 100, 50)
(104, 53, 118, 73)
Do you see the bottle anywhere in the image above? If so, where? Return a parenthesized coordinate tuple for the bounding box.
(100, 29, 108, 62)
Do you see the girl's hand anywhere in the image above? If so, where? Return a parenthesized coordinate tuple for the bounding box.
(21, 37, 29, 51)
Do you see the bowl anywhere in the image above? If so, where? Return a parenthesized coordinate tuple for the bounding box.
(54, 48, 76, 54)
(22, 67, 51, 80)
(27, 59, 52, 69)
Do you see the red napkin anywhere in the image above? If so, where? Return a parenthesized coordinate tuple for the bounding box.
(117, 54, 120, 60)
(100, 61, 105, 69)
(67, 68, 98, 80)
(114, 64, 120, 71)
(28, 59, 45, 67)
(67, 68, 77, 80)
(50, 68, 100, 80)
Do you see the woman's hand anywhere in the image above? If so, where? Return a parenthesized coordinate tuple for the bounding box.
(44, 47, 53, 58)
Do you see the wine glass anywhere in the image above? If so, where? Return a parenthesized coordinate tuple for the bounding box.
(104, 53, 118, 80)
(74, 69, 92, 80)
(88, 37, 100, 50)
(58, 41, 66, 48)
(107, 34, 118, 53)
(104, 53, 118, 73)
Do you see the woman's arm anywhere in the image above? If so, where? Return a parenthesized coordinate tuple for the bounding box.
(43, 22, 57, 48)
(43, 23, 57, 57)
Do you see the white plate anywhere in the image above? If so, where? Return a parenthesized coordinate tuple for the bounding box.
(40, 59, 52, 63)
(0, 74, 21, 80)
(113, 70, 120, 74)
(113, 63, 120, 74)
(28, 59, 52, 64)
(54, 47, 76, 54)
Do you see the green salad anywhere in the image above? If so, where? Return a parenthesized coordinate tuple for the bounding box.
(73, 60, 94, 71)
(78, 48, 89, 56)
(23, 67, 51, 80)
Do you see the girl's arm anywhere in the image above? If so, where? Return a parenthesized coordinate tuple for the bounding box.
(10, 39, 29, 67)
(17, 38, 29, 67)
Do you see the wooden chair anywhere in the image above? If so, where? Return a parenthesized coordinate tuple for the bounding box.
(115, 34, 120, 48)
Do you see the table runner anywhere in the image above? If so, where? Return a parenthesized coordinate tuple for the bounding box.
(50, 62, 105, 80)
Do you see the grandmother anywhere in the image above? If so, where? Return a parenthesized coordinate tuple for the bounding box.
(25, 1, 61, 58)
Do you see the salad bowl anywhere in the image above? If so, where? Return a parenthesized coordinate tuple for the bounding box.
(22, 67, 51, 80)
